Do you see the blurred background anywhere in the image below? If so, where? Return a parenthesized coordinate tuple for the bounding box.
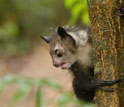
(0, 0, 92, 107)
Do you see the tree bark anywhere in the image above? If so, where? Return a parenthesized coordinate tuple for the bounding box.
(87, 0, 124, 107)
(118, 1, 124, 106)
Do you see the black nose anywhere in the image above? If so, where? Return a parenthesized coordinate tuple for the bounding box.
(53, 63, 59, 67)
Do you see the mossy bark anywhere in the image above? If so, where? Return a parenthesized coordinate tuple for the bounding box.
(87, 0, 124, 107)
(118, 1, 124, 106)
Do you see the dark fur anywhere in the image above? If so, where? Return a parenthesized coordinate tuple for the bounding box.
(70, 61, 121, 102)
(70, 62, 95, 101)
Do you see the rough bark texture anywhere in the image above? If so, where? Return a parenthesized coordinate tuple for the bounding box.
(118, 1, 124, 106)
(87, 0, 124, 107)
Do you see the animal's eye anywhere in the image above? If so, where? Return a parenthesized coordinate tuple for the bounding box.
(55, 50, 63, 57)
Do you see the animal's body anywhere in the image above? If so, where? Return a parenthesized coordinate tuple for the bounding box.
(40, 26, 121, 102)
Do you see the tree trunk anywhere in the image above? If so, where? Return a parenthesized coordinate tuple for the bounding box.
(118, 1, 124, 106)
(87, 0, 124, 107)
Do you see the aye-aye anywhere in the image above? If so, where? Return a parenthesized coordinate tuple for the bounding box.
(40, 26, 121, 102)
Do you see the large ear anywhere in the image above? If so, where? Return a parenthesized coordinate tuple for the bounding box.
(57, 27, 77, 47)
(57, 27, 68, 38)
(40, 35, 52, 43)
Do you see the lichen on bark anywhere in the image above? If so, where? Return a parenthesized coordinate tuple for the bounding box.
(117, 1, 124, 106)
(87, 0, 124, 107)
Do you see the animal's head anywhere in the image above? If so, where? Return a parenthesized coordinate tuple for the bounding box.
(40, 26, 90, 69)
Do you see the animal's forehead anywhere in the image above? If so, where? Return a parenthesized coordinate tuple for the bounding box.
(49, 36, 64, 51)
(50, 36, 60, 46)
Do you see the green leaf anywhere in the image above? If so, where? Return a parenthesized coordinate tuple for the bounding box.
(64, 0, 79, 9)
(0, 75, 64, 107)
(57, 93, 76, 107)
(69, 2, 83, 25)
(0, 81, 5, 94)
(43, 79, 62, 90)
(65, 0, 90, 25)
(0, 75, 22, 94)
(57, 92, 95, 107)
(36, 86, 46, 107)
(81, 11, 90, 25)
(2, 75, 22, 84)
(10, 83, 31, 107)
(36, 78, 62, 91)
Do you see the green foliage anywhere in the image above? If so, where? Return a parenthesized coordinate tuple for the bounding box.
(0, 75, 95, 107)
(36, 86, 46, 107)
(0, 0, 68, 55)
(0, 22, 19, 40)
(11, 83, 31, 106)
(0, 21, 31, 55)
(57, 93, 95, 107)
(0, 0, 90, 55)
(64, 0, 90, 25)
(0, 75, 61, 107)
(57, 93, 78, 107)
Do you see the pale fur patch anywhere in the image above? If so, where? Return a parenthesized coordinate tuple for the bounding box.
(67, 30, 88, 46)
(54, 44, 61, 50)
(76, 43, 93, 67)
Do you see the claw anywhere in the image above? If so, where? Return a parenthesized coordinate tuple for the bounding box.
(99, 87, 115, 92)
(98, 78, 122, 86)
